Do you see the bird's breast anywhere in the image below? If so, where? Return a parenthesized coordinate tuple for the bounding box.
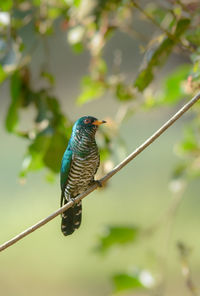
(64, 150, 100, 198)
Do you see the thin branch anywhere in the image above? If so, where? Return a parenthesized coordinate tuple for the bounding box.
(1, 92, 200, 252)
(132, 1, 173, 39)
(132, 0, 194, 52)
(177, 242, 199, 296)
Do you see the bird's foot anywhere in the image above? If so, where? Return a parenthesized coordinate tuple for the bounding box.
(93, 180, 103, 188)
(68, 196, 76, 206)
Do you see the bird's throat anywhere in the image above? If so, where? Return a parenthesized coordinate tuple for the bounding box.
(71, 131, 97, 157)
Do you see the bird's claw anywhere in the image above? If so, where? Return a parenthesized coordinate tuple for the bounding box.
(68, 197, 76, 206)
(94, 180, 103, 188)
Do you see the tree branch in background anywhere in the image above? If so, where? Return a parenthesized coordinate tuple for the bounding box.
(132, 0, 194, 52)
(0, 92, 200, 253)
(177, 242, 199, 296)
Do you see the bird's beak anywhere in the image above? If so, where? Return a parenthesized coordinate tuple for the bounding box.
(92, 120, 106, 126)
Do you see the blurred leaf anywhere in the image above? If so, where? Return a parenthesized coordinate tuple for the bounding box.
(41, 71, 55, 85)
(134, 18, 191, 91)
(45, 171, 56, 183)
(20, 133, 51, 177)
(172, 162, 188, 180)
(186, 28, 200, 46)
(134, 35, 173, 91)
(113, 269, 155, 292)
(177, 127, 198, 154)
(91, 58, 107, 77)
(0, 0, 13, 11)
(0, 64, 7, 83)
(96, 226, 138, 253)
(113, 273, 145, 292)
(159, 64, 191, 104)
(5, 71, 22, 132)
(34, 93, 49, 123)
(48, 7, 62, 19)
(71, 42, 84, 53)
(77, 76, 106, 105)
(10, 71, 22, 101)
(175, 18, 191, 36)
(74, 0, 81, 7)
(145, 3, 169, 25)
(33, 0, 41, 6)
(5, 101, 19, 132)
(43, 131, 68, 172)
(99, 147, 111, 161)
(115, 83, 134, 101)
(96, 58, 107, 75)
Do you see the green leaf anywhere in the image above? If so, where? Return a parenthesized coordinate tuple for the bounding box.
(33, 0, 41, 6)
(45, 171, 56, 183)
(71, 42, 84, 53)
(20, 133, 51, 177)
(43, 131, 68, 172)
(113, 273, 144, 292)
(115, 83, 134, 101)
(94, 58, 107, 76)
(134, 36, 174, 91)
(99, 147, 111, 161)
(5, 71, 22, 132)
(10, 71, 22, 101)
(134, 18, 191, 91)
(47, 7, 62, 19)
(41, 71, 55, 85)
(175, 18, 190, 37)
(159, 64, 191, 104)
(172, 162, 188, 180)
(96, 226, 138, 253)
(77, 76, 106, 105)
(0, 0, 13, 11)
(0, 64, 7, 83)
(5, 101, 19, 132)
(177, 127, 198, 155)
(74, 0, 81, 7)
(145, 4, 168, 25)
(186, 28, 200, 46)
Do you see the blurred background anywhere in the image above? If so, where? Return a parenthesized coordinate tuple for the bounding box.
(1, 0, 200, 295)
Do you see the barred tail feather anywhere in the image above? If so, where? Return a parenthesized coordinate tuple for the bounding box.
(61, 200, 82, 236)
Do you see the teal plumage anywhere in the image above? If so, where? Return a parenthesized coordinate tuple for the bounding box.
(60, 116, 106, 236)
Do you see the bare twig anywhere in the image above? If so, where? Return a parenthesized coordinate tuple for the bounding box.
(0, 92, 200, 252)
(177, 242, 199, 296)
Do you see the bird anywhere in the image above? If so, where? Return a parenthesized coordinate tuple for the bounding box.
(60, 116, 106, 236)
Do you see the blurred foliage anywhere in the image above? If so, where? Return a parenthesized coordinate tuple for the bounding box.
(5, 67, 72, 177)
(134, 18, 191, 91)
(113, 272, 145, 292)
(96, 225, 138, 254)
(112, 269, 154, 292)
(1, 0, 200, 294)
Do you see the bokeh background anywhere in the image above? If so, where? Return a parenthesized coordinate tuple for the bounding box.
(1, 0, 200, 295)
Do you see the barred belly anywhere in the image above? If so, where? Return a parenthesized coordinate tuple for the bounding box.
(64, 151, 99, 200)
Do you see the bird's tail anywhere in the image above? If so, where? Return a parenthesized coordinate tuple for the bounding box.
(61, 198, 82, 236)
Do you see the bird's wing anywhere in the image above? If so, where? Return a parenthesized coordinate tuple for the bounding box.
(60, 148, 73, 207)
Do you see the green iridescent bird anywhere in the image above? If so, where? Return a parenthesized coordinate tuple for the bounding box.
(60, 116, 106, 236)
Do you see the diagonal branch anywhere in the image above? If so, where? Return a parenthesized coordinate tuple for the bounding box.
(1, 92, 200, 252)
(132, 0, 194, 52)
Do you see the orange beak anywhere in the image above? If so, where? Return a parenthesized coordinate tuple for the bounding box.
(92, 120, 106, 126)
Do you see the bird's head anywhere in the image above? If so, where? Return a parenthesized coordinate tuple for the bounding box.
(72, 116, 106, 137)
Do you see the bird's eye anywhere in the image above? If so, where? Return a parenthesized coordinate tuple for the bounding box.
(84, 119, 91, 124)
